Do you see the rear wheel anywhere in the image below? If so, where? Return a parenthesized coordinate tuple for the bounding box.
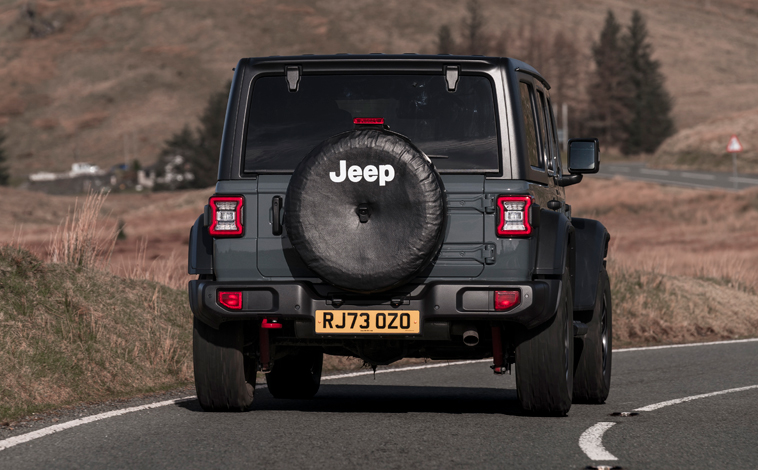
(266, 348, 324, 399)
(515, 268, 574, 416)
(193, 318, 256, 411)
(573, 268, 612, 403)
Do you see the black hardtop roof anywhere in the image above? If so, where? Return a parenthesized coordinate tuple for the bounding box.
(245, 54, 547, 86)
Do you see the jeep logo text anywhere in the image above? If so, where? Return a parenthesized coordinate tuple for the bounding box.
(329, 160, 395, 186)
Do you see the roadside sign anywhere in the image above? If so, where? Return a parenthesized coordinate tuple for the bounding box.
(727, 135, 743, 153)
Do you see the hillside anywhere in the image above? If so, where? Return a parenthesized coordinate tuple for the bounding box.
(651, 105, 758, 174)
(0, 0, 757, 180)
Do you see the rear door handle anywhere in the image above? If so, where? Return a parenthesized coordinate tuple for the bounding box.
(272, 196, 282, 235)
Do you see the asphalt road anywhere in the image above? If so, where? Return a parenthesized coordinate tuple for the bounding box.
(596, 161, 758, 191)
(2, 339, 757, 469)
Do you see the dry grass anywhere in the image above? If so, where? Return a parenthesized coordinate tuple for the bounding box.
(0, 245, 193, 422)
(0, 190, 195, 421)
(570, 176, 758, 345)
(609, 261, 758, 347)
(110, 237, 187, 290)
(568, 177, 758, 293)
(47, 190, 117, 269)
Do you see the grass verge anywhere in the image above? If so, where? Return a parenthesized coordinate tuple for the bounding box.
(0, 246, 192, 422)
(609, 260, 758, 347)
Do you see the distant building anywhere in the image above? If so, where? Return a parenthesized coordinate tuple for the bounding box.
(27, 163, 112, 195)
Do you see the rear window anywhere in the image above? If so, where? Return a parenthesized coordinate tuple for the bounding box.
(244, 74, 500, 173)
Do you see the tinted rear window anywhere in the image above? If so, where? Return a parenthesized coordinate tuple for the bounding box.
(244, 74, 500, 173)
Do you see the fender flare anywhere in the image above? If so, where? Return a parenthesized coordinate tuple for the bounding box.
(188, 215, 213, 275)
(572, 217, 610, 312)
(534, 209, 575, 278)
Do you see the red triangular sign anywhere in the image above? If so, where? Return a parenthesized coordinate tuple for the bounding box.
(727, 135, 743, 153)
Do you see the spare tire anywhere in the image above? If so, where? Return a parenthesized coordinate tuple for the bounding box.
(285, 129, 445, 293)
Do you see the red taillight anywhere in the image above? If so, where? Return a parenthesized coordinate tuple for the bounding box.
(218, 291, 243, 310)
(209, 195, 244, 237)
(495, 290, 520, 311)
(261, 318, 283, 329)
(497, 196, 532, 237)
(353, 117, 384, 125)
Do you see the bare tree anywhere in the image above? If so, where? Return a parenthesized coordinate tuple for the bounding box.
(437, 25, 456, 54)
(463, 0, 485, 54)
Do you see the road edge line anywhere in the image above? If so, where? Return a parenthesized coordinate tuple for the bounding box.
(321, 359, 491, 381)
(613, 337, 758, 353)
(0, 396, 196, 452)
(634, 384, 758, 412)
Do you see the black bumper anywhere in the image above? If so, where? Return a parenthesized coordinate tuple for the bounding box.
(189, 279, 562, 334)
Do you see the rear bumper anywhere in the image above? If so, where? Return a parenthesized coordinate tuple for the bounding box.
(189, 279, 562, 334)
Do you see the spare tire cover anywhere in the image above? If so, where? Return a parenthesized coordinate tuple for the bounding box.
(285, 129, 445, 293)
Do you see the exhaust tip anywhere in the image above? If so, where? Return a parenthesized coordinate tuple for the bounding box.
(462, 329, 479, 346)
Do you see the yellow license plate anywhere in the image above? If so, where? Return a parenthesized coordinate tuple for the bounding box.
(315, 310, 420, 334)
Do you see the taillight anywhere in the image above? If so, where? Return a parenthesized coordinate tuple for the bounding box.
(218, 291, 243, 310)
(354, 117, 384, 125)
(209, 196, 244, 237)
(261, 318, 283, 329)
(497, 196, 532, 237)
(495, 290, 520, 311)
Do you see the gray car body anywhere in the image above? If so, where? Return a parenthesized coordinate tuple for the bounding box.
(188, 55, 608, 352)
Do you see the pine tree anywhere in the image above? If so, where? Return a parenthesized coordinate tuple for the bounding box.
(437, 25, 455, 54)
(160, 82, 230, 188)
(192, 85, 229, 187)
(0, 132, 9, 186)
(585, 10, 634, 147)
(621, 10, 675, 154)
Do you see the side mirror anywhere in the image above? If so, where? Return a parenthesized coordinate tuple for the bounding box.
(568, 138, 600, 174)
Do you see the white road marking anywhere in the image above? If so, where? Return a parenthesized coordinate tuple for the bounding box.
(729, 176, 758, 184)
(579, 338, 758, 461)
(578, 422, 618, 461)
(681, 172, 716, 180)
(320, 359, 490, 381)
(3, 339, 757, 453)
(592, 173, 729, 191)
(634, 384, 758, 412)
(606, 166, 631, 173)
(579, 384, 758, 460)
(0, 396, 196, 452)
(614, 337, 758, 353)
(640, 168, 670, 176)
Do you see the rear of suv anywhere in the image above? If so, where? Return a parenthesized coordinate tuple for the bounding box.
(188, 55, 611, 416)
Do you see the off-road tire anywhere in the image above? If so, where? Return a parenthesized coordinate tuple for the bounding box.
(573, 268, 612, 403)
(193, 318, 256, 411)
(266, 348, 324, 399)
(515, 268, 574, 416)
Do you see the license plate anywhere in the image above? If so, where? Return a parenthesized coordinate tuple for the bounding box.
(315, 310, 420, 334)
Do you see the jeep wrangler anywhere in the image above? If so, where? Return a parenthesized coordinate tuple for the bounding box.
(188, 55, 611, 416)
